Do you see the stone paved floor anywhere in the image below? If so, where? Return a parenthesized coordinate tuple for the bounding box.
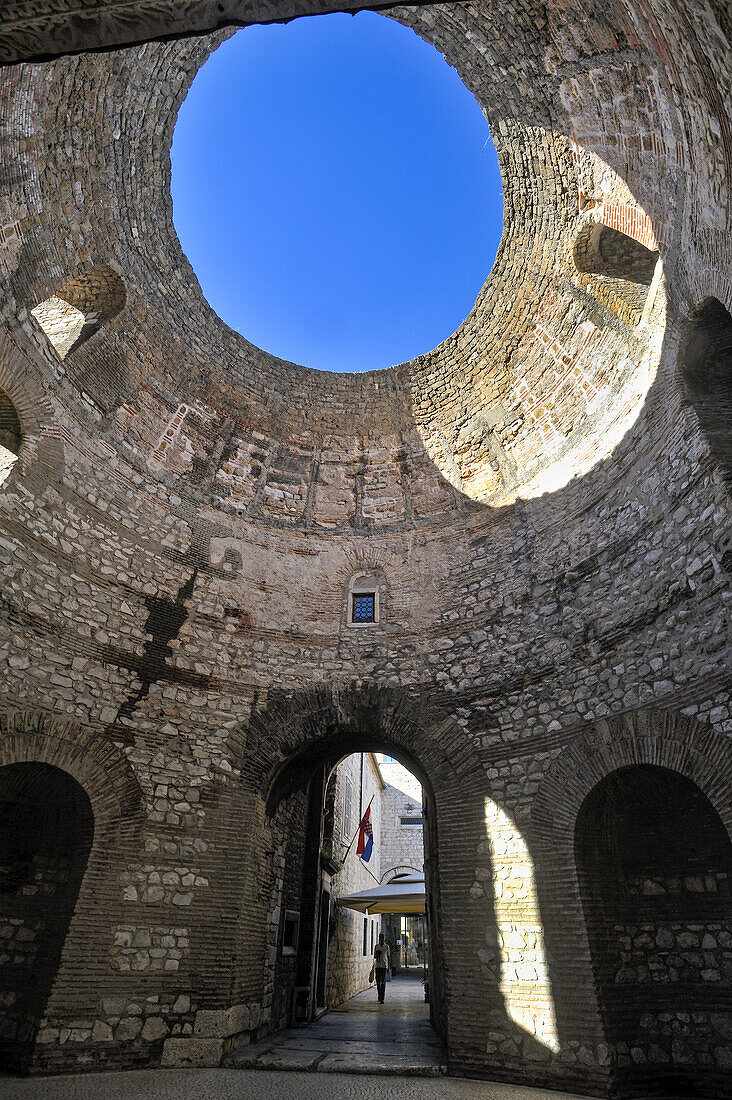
(227, 969, 444, 1075)
(0, 974, 605, 1099)
(2, 1070, 595, 1100)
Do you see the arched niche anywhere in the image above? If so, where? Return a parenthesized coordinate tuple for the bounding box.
(573, 223, 658, 285)
(679, 297, 732, 492)
(0, 763, 94, 1073)
(575, 764, 732, 1097)
(0, 388, 22, 487)
(31, 264, 127, 360)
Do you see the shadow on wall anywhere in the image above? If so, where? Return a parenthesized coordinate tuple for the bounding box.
(481, 797, 560, 1055)
(8, 47, 729, 542)
(0, 387, 22, 486)
(1, 1, 729, 543)
(475, 753, 732, 1095)
(3, 697, 729, 1092)
(529, 714, 732, 1099)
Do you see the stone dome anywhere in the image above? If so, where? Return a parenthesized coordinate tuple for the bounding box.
(4, 3, 676, 529)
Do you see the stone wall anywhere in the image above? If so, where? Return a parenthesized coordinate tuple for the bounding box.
(0, 0, 729, 1094)
(378, 783, 424, 883)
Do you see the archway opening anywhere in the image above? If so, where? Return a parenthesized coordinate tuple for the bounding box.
(575, 764, 732, 1097)
(260, 743, 445, 1072)
(680, 297, 732, 492)
(0, 763, 94, 1073)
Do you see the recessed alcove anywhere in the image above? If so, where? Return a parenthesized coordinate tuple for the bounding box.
(0, 764, 94, 1073)
(31, 265, 126, 361)
(0, 0, 729, 1091)
(0, 3, 669, 516)
(573, 223, 658, 285)
(680, 298, 732, 491)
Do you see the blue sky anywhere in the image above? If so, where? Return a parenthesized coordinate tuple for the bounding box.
(171, 13, 503, 373)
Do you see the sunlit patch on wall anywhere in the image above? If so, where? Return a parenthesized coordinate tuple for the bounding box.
(483, 797, 560, 1053)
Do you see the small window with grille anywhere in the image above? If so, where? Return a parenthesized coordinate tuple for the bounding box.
(351, 592, 376, 623)
(345, 571, 381, 628)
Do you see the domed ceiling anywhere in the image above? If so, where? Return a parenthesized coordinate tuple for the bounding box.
(2, 1, 672, 532)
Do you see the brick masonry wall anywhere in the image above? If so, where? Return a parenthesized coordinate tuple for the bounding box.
(0, 0, 729, 1094)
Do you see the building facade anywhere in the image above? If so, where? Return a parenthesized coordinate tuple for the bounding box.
(323, 753, 384, 1008)
(377, 757, 425, 883)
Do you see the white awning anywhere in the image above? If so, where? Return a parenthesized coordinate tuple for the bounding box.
(337, 874, 425, 914)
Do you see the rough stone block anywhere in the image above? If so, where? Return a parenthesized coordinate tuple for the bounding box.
(194, 1003, 250, 1038)
(160, 1037, 224, 1068)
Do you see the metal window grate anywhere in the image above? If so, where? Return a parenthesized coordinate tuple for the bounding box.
(352, 592, 375, 623)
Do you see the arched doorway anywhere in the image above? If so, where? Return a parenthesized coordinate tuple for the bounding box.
(267, 743, 444, 1045)
(575, 764, 732, 1096)
(0, 763, 94, 1072)
(235, 684, 491, 1076)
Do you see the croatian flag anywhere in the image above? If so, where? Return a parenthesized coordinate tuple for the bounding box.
(356, 805, 374, 862)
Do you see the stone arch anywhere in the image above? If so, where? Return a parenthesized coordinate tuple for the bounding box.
(679, 297, 732, 492)
(573, 222, 659, 285)
(0, 709, 145, 842)
(380, 863, 421, 883)
(531, 709, 732, 1085)
(240, 683, 482, 815)
(0, 334, 64, 490)
(235, 682, 487, 1053)
(31, 263, 127, 361)
(0, 387, 22, 487)
(0, 710, 145, 1070)
(575, 763, 732, 1095)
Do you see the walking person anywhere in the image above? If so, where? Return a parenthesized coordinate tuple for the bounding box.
(373, 932, 391, 1004)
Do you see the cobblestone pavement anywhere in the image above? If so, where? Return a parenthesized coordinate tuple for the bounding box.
(226, 971, 444, 1075)
(1, 1071, 593, 1100)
